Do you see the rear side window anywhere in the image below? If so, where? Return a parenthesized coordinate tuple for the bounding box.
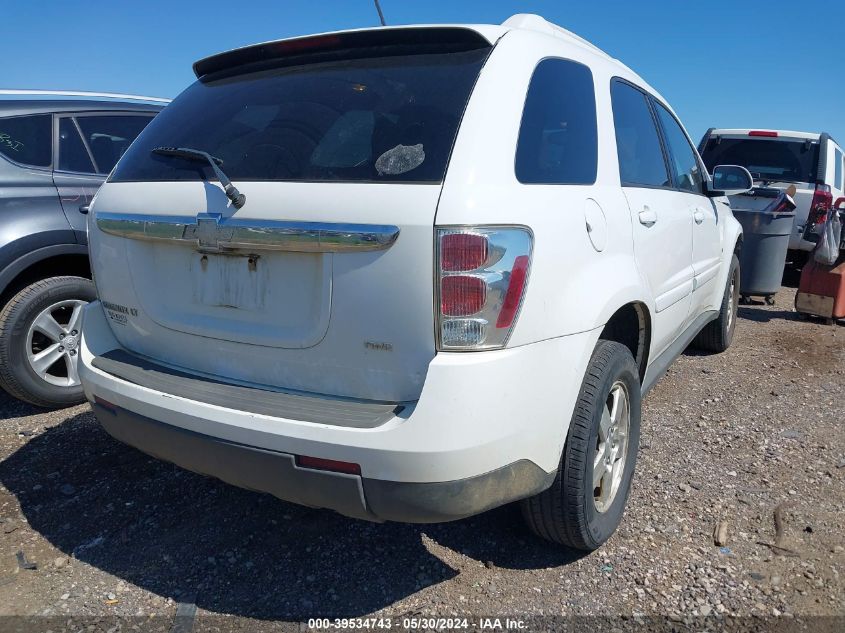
(111, 48, 489, 184)
(653, 103, 704, 194)
(76, 115, 154, 174)
(515, 58, 597, 184)
(58, 117, 96, 173)
(700, 137, 819, 184)
(0, 114, 52, 168)
(835, 147, 843, 190)
(610, 81, 670, 188)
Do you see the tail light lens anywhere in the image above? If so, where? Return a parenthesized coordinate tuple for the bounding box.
(441, 275, 486, 316)
(441, 233, 488, 271)
(436, 227, 533, 350)
(808, 183, 833, 225)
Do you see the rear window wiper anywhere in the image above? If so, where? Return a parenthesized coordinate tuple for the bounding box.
(152, 146, 246, 209)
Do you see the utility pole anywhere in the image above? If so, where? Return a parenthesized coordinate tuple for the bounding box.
(373, 0, 386, 26)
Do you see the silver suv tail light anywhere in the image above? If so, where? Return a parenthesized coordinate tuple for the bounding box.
(436, 227, 533, 350)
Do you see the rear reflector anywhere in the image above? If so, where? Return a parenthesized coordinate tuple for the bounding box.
(93, 396, 118, 414)
(496, 255, 530, 328)
(295, 455, 361, 476)
(748, 130, 778, 137)
(441, 275, 486, 316)
(440, 232, 488, 272)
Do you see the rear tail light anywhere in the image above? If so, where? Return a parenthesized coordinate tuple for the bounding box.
(748, 130, 778, 137)
(436, 227, 533, 350)
(808, 183, 833, 225)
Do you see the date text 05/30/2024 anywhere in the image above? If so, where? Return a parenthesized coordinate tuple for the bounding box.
(307, 617, 527, 630)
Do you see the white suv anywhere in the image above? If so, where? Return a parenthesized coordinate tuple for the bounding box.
(79, 14, 749, 549)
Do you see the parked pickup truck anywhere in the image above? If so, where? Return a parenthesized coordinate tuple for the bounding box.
(699, 128, 844, 266)
(79, 15, 750, 549)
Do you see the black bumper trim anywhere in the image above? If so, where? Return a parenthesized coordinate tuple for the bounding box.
(92, 349, 402, 429)
(92, 403, 554, 524)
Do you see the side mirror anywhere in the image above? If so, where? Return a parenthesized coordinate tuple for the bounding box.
(708, 165, 754, 197)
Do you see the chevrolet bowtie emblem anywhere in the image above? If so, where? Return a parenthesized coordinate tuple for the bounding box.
(182, 213, 235, 251)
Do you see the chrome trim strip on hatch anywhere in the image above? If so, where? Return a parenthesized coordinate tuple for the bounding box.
(95, 212, 400, 253)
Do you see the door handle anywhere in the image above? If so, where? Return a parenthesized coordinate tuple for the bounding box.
(79, 205, 90, 215)
(638, 207, 658, 227)
(693, 209, 705, 224)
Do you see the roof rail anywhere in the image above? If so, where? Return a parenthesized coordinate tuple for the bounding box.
(0, 89, 170, 103)
(502, 14, 614, 61)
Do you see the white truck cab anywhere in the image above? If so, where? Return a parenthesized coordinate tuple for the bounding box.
(79, 14, 748, 549)
(699, 128, 844, 261)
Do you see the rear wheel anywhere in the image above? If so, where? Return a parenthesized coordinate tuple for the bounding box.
(521, 340, 641, 550)
(693, 254, 739, 353)
(0, 276, 96, 408)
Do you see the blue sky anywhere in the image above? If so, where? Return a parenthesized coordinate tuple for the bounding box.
(4, 0, 843, 144)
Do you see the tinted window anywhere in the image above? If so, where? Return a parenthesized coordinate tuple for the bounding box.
(653, 103, 704, 194)
(0, 114, 52, 168)
(835, 148, 843, 190)
(700, 137, 819, 184)
(76, 115, 154, 174)
(610, 81, 669, 188)
(112, 49, 488, 184)
(58, 118, 95, 173)
(515, 59, 597, 184)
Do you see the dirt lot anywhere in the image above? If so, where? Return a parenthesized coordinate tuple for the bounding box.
(0, 285, 843, 630)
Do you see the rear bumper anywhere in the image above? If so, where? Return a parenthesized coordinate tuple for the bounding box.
(93, 400, 554, 522)
(80, 301, 599, 522)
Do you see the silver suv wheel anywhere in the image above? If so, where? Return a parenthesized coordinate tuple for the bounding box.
(0, 276, 96, 408)
(26, 299, 87, 387)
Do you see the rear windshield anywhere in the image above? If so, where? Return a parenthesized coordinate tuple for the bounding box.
(111, 49, 489, 184)
(700, 137, 819, 184)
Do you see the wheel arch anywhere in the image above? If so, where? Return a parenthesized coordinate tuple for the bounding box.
(599, 301, 651, 382)
(0, 245, 91, 307)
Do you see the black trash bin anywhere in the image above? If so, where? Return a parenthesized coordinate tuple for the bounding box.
(732, 191, 796, 305)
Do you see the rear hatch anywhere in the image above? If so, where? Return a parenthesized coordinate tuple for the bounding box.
(699, 132, 820, 239)
(88, 28, 493, 403)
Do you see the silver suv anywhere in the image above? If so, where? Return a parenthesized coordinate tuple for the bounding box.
(0, 91, 164, 407)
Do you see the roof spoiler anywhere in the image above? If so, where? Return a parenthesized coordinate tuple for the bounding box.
(193, 27, 493, 79)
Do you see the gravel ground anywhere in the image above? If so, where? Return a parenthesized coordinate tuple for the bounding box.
(0, 284, 843, 630)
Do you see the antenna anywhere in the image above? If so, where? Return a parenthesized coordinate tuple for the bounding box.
(373, 0, 386, 26)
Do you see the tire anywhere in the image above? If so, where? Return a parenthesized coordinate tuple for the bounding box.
(521, 340, 641, 550)
(0, 276, 96, 408)
(692, 254, 739, 353)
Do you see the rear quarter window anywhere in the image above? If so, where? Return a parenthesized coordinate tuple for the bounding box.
(0, 114, 52, 168)
(515, 58, 597, 184)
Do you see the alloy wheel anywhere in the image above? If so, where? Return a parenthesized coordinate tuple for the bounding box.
(25, 299, 87, 387)
(593, 381, 630, 513)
